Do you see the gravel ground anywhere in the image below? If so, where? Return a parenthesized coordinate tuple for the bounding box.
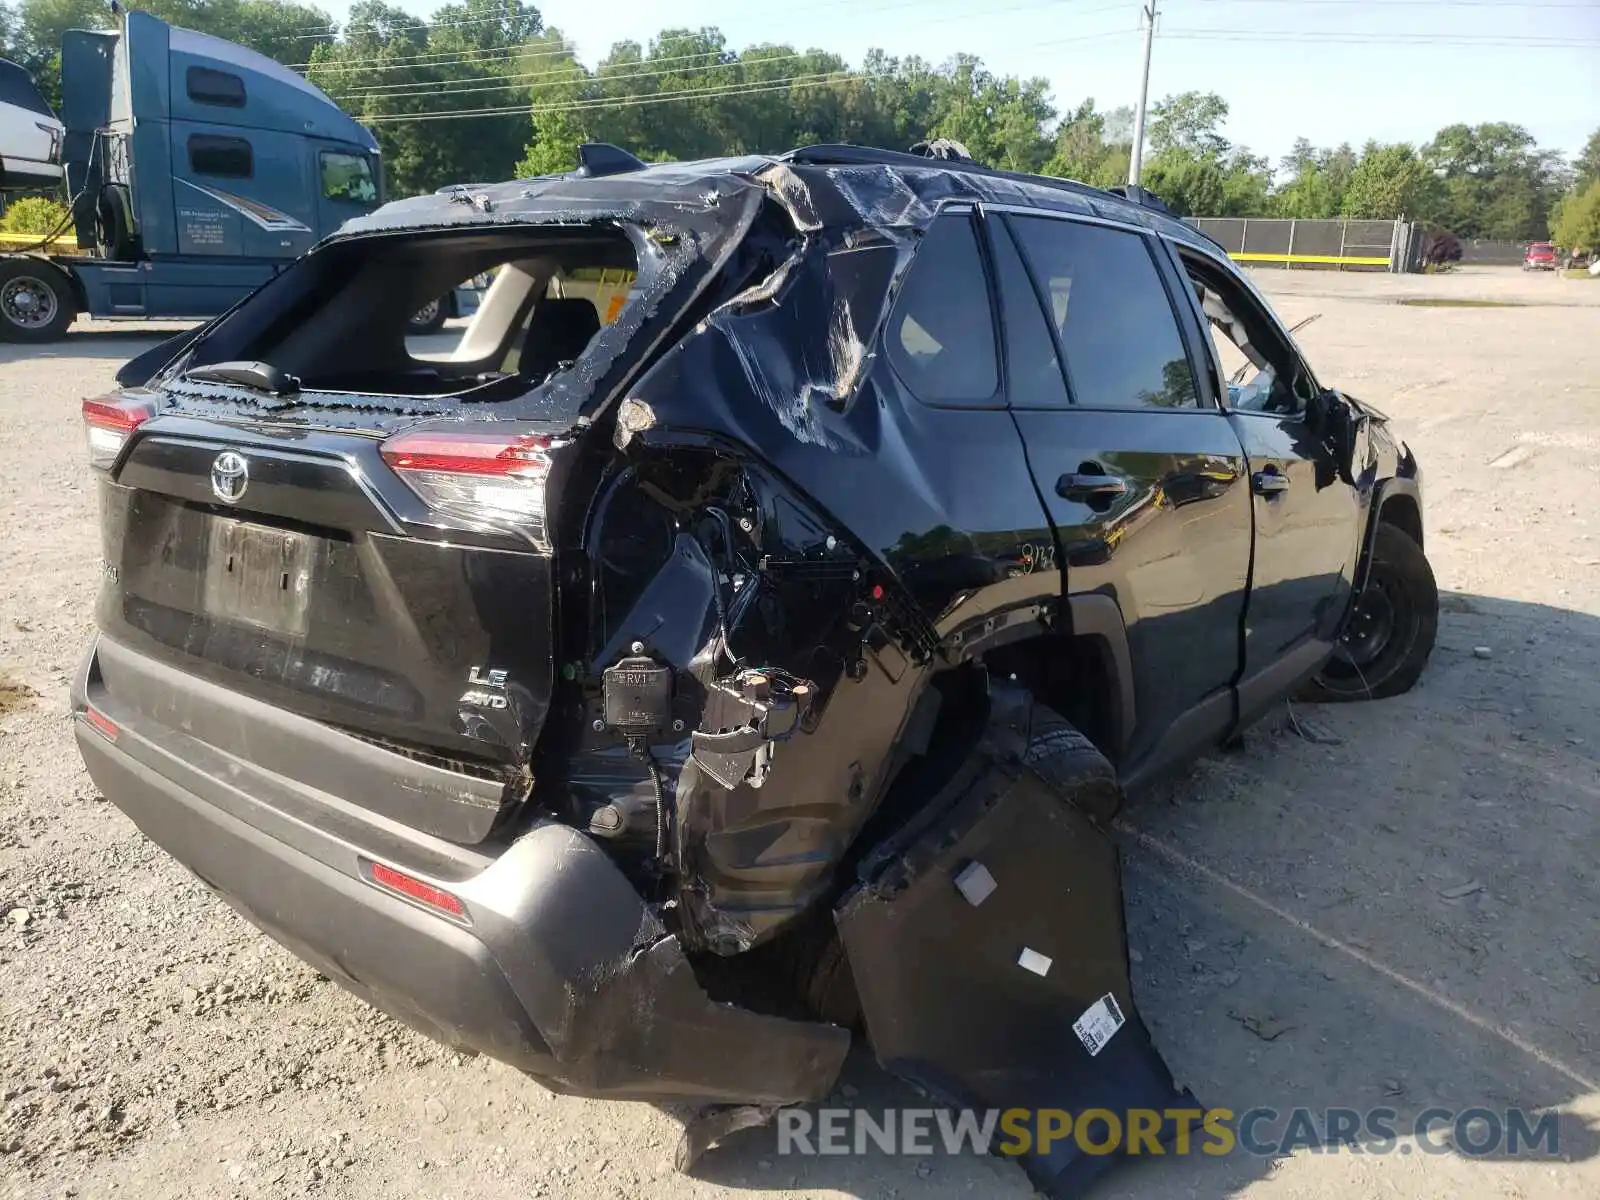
(2, 267, 1598, 1199)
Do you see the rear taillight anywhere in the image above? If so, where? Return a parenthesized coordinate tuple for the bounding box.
(82, 394, 157, 470)
(380, 428, 553, 540)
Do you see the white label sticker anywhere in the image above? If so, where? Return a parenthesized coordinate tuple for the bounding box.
(1017, 947, 1053, 977)
(1072, 993, 1126, 1057)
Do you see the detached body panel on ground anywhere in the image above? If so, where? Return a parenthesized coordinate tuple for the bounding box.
(73, 144, 1437, 1196)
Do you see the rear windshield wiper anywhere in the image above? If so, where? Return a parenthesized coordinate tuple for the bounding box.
(184, 361, 302, 397)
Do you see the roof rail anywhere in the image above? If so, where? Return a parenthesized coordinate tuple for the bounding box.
(1105, 184, 1178, 219)
(782, 143, 1121, 209)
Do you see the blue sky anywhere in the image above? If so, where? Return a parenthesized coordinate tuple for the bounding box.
(340, 0, 1599, 165)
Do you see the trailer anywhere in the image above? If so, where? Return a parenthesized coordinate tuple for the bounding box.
(0, 8, 383, 342)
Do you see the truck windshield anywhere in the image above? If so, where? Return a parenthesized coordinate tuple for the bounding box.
(321, 151, 377, 205)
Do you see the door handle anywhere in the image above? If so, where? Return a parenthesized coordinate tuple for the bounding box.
(1251, 470, 1290, 496)
(1056, 473, 1128, 501)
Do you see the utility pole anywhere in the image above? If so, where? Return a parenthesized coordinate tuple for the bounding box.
(1128, 0, 1157, 186)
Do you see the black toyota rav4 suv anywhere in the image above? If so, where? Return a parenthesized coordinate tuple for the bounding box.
(74, 143, 1435, 1195)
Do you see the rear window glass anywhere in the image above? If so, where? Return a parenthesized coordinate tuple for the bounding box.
(188, 134, 253, 178)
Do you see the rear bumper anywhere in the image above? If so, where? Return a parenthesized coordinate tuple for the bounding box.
(72, 636, 848, 1105)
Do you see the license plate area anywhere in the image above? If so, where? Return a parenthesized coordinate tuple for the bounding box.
(202, 518, 315, 637)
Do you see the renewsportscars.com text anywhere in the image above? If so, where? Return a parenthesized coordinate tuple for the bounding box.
(775, 1106, 1561, 1158)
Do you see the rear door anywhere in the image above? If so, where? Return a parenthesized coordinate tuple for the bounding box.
(993, 210, 1253, 785)
(1164, 244, 1361, 722)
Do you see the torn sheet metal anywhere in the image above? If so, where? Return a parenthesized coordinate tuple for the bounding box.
(836, 752, 1192, 1198)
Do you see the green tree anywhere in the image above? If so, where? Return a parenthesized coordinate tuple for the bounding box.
(1272, 138, 1348, 218)
(514, 27, 588, 176)
(1341, 142, 1441, 220)
(1141, 148, 1226, 216)
(1551, 180, 1600, 254)
(1576, 128, 1600, 191)
(1043, 97, 1131, 187)
(927, 55, 1053, 173)
(1219, 148, 1271, 217)
(308, 0, 542, 196)
(1423, 122, 1566, 240)
(1147, 90, 1229, 158)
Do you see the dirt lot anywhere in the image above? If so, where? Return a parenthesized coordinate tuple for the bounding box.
(2, 266, 1597, 1199)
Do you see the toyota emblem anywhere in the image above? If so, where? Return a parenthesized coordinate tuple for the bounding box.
(210, 451, 249, 504)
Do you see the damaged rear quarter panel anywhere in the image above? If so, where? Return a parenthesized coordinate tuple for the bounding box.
(588, 166, 1068, 953)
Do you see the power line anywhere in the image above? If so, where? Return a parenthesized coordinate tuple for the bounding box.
(1193, 0, 1597, 7)
(332, 2, 1135, 100)
(294, 0, 1130, 73)
(294, 38, 567, 72)
(1161, 27, 1600, 43)
(356, 29, 1139, 123)
(362, 71, 876, 123)
(273, 8, 539, 43)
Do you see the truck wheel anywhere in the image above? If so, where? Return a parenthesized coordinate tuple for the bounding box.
(1305, 522, 1438, 702)
(407, 298, 447, 334)
(0, 261, 76, 342)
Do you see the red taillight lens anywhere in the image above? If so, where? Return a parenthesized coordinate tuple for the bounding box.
(365, 860, 468, 921)
(83, 394, 157, 470)
(380, 429, 553, 540)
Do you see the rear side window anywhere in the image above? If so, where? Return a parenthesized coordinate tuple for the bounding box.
(1007, 216, 1198, 410)
(885, 213, 1000, 407)
(187, 66, 246, 108)
(188, 134, 252, 178)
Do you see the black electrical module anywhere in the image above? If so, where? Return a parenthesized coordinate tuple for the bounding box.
(602, 652, 674, 735)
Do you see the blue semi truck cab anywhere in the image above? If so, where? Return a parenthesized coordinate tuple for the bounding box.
(0, 8, 382, 341)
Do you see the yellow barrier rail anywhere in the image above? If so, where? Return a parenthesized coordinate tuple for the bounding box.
(1230, 251, 1391, 267)
(0, 230, 78, 250)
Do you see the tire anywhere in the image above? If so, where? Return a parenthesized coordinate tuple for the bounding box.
(95, 185, 139, 261)
(1304, 522, 1438, 702)
(407, 297, 447, 334)
(0, 260, 76, 342)
(986, 685, 1123, 823)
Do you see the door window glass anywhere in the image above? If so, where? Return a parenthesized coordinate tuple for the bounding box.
(1008, 216, 1199, 410)
(885, 213, 1000, 407)
(320, 151, 378, 204)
